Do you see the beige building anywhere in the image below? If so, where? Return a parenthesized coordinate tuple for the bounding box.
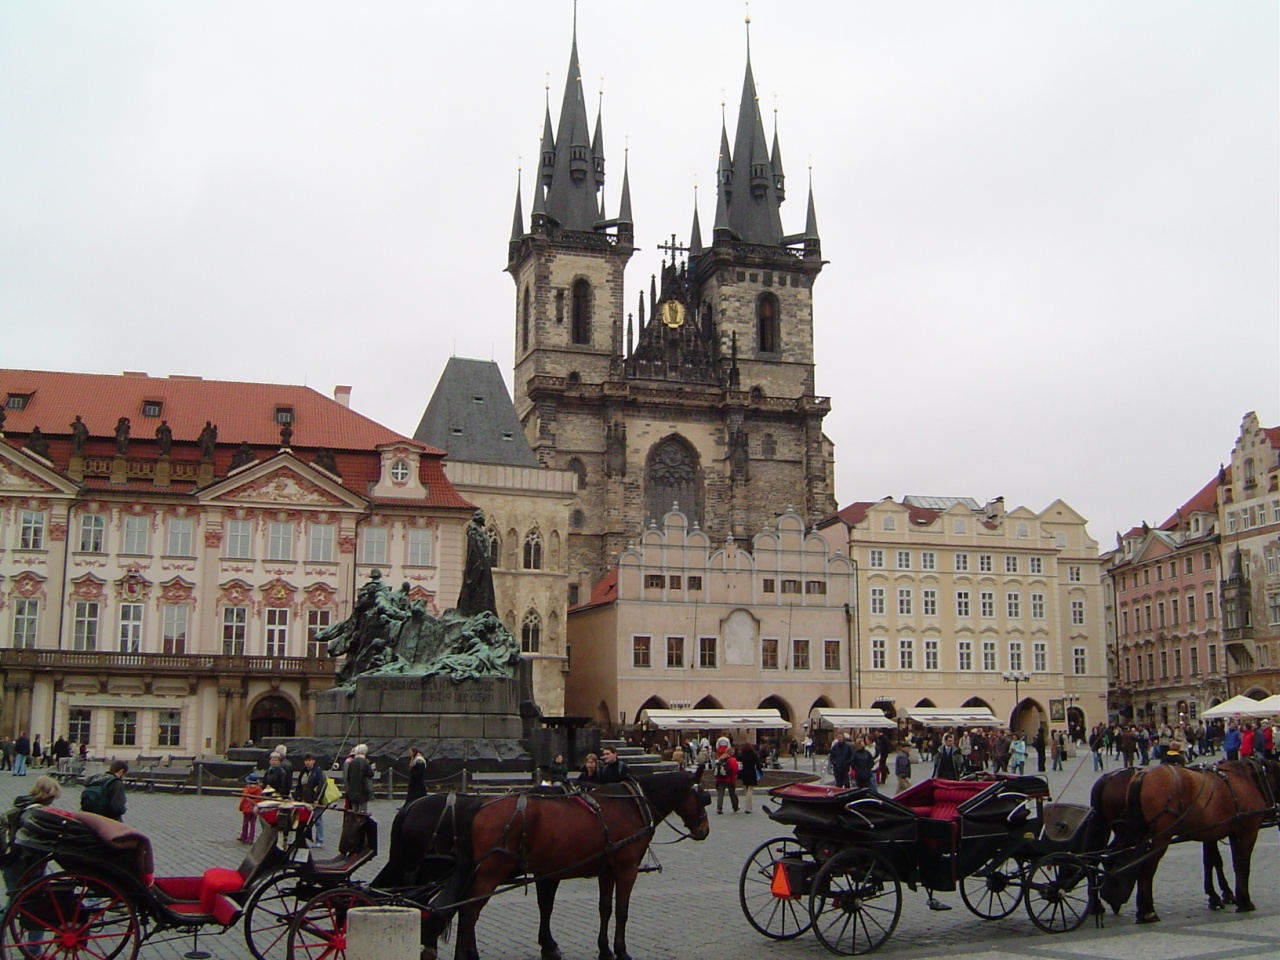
(0, 369, 474, 756)
(566, 508, 856, 739)
(1218, 411, 1280, 698)
(816, 496, 1106, 739)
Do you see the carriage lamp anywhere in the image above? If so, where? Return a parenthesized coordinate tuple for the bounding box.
(1002, 670, 1031, 722)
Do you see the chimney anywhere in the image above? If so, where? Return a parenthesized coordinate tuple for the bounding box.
(333, 385, 352, 408)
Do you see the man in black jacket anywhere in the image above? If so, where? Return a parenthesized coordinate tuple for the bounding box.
(828, 733, 853, 788)
(100, 760, 129, 821)
(598, 746, 629, 784)
(344, 744, 374, 814)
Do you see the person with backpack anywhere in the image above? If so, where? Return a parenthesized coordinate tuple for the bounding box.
(82, 760, 128, 821)
(3, 776, 62, 898)
(713, 741, 739, 814)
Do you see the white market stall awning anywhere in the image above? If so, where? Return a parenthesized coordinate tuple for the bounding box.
(1202, 694, 1278, 719)
(1256, 694, 1280, 714)
(809, 708, 897, 730)
(639, 708, 790, 730)
(897, 707, 1002, 727)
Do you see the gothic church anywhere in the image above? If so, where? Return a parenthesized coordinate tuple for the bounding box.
(507, 18, 838, 590)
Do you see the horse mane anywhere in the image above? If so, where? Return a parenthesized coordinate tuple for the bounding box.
(633, 769, 700, 817)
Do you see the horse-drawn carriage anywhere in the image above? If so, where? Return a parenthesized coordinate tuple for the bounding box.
(1, 798, 372, 960)
(742, 757, 1280, 956)
(739, 774, 1097, 955)
(1, 769, 710, 960)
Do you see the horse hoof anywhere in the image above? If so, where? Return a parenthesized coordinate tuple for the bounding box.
(1136, 912, 1160, 925)
(541, 949, 562, 960)
(1236, 902, 1256, 914)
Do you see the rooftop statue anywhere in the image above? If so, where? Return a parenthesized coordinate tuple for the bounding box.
(319, 515, 519, 687)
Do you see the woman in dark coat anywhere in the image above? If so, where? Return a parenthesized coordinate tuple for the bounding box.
(405, 746, 427, 803)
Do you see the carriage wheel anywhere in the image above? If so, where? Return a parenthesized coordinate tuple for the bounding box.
(244, 871, 327, 960)
(286, 887, 377, 960)
(1023, 853, 1095, 934)
(808, 849, 901, 956)
(1, 870, 140, 960)
(960, 854, 1026, 919)
(738, 836, 813, 940)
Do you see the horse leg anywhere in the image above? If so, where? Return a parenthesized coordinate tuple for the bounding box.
(1228, 830, 1258, 913)
(536, 879, 562, 960)
(1134, 843, 1167, 924)
(611, 869, 638, 960)
(453, 871, 502, 960)
(596, 874, 616, 960)
(1201, 843, 1225, 910)
(1212, 841, 1235, 904)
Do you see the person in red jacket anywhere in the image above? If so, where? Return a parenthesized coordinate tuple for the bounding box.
(713, 740, 739, 814)
(1239, 722, 1256, 758)
(1260, 719, 1275, 760)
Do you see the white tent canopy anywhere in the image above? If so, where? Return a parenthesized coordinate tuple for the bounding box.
(809, 708, 897, 730)
(1201, 694, 1278, 719)
(639, 708, 789, 730)
(1256, 694, 1280, 714)
(897, 707, 1002, 726)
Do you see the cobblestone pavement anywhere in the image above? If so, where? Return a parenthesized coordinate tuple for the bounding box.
(1, 752, 1276, 960)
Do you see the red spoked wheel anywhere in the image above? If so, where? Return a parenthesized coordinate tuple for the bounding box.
(286, 887, 377, 960)
(243, 870, 330, 960)
(1, 871, 140, 960)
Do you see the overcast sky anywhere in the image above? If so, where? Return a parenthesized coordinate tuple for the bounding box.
(2, 1, 1276, 547)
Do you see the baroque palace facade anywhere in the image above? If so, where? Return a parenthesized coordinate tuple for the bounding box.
(0, 369, 475, 756)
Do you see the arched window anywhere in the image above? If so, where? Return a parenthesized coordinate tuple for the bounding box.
(757, 294, 779, 353)
(567, 456, 587, 488)
(571, 279, 591, 344)
(570, 509, 585, 529)
(761, 433, 776, 458)
(523, 529, 543, 570)
(521, 610, 542, 653)
(645, 435, 702, 527)
(521, 287, 531, 352)
(567, 371, 581, 384)
(487, 526, 502, 568)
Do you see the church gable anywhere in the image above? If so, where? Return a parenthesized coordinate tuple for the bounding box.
(204, 463, 357, 509)
(0, 445, 73, 495)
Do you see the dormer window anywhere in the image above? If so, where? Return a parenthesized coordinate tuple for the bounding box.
(5, 394, 30, 410)
(142, 400, 162, 418)
(389, 459, 411, 483)
(472, 395, 484, 404)
(275, 407, 294, 425)
(451, 427, 463, 436)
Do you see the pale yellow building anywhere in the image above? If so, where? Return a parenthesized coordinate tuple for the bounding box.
(816, 496, 1106, 738)
(566, 508, 856, 739)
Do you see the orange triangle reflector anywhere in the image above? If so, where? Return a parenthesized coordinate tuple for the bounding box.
(770, 862, 793, 899)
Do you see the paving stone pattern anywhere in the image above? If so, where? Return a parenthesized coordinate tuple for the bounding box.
(1, 752, 1275, 960)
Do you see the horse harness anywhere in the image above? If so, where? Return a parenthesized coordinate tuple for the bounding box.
(1125, 759, 1276, 854)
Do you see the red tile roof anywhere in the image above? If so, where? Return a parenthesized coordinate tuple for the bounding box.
(571, 568, 619, 612)
(1264, 426, 1280, 449)
(1, 369, 443, 455)
(1159, 471, 1222, 531)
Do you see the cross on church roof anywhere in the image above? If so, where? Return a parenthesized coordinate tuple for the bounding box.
(656, 234, 688, 262)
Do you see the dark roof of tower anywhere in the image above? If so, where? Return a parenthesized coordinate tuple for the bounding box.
(542, 29, 603, 231)
(725, 53, 785, 244)
(617, 152, 633, 224)
(414, 358, 538, 467)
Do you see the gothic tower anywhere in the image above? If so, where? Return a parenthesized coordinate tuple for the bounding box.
(508, 16, 837, 594)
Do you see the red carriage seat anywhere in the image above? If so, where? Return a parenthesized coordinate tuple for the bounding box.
(896, 779, 990, 822)
(153, 868, 245, 925)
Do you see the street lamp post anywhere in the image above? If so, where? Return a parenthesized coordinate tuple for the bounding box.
(1002, 670, 1031, 730)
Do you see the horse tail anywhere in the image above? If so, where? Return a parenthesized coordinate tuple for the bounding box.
(1084, 772, 1115, 854)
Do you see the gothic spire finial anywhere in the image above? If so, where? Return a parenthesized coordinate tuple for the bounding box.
(617, 146, 633, 225)
(510, 167, 524, 242)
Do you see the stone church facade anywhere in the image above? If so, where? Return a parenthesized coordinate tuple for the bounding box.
(506, 23, 838, 592)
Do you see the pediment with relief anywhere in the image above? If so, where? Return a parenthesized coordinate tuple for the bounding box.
(219, 467, 347, 507)
(0, 456, 58, 493)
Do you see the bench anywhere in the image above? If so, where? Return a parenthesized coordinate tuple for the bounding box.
(897, 779, 992, 823)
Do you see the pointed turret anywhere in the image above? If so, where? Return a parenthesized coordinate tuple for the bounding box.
(539, 96, 556, 187)
(510, 173, 524, 242)
(718, 119, 733, 197)
(617, 151, 633, 226)
(689, 198, 703, 256)
(803, 177, 821, 259)
(530, 179, 548, 230)
(724, 21, 784, 244)
(713, 176, 731, 239)
(543, 23, 602, 231)
(591, 98, 606, 189)
(771, 117, 786, 202)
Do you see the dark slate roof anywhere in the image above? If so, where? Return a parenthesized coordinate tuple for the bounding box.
(414, 358, 539, 467)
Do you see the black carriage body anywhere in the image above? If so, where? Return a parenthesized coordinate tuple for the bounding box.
(766, 776, 1053, 893)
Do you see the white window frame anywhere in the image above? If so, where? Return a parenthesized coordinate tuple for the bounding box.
(980, 591, 995, 618)
(868, 549, 885, 569)
(122, 515, 150, 555)
(1005, 555, 1019, 574)
(1029, 556, 1043, 574)
(897, 588, 912, 616)
(222, 606, 247, 655)
(1006, 591, 1021, 619)
(954, 552, 969, 572)
(363, 527, 388, 565)
(1068, 565, 1082, 583)
(118, 603, 144, 653)
(922, 588, 937, 617)
(1071, 599, 1085, 626)
(225, 519, 253, 559)
(957, 639, 973, 672)
(407, 528, 434, 566)
(73, 601, 99, 651)
(869, 587, 885, 615)
(896, 550, 911, 570)
(265, 607, 289, 657)
(307, 609, 332, 657)
(12, 599, 39, 649)
(1033, 641, 1048, 672)
(1031, 592, 1046, 620)
(924, 638, 939, 671)
(979, 554, 993, 573)
(1009, 641, 1023, 672)
(956, 590, 970, 617)
(871, 637, 886, 670)
(267, 522, 294, 561)
(921, 551, 936, 571)
(1072, 646, 1087, 675)
(79, 514, 105, 553)
(309, 523, 335, 563)
(982, 639, 997, 672)
(19, 510, 46, 550)
(166, 517, 194, 557)
(792, 638, 810, 670)
(898, 637, 914, 670)
(162, 604, 188, 654)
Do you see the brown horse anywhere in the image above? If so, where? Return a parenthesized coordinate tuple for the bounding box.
(1097, 758, 1279, 923)
(1087, 766, 1234, 913)
(453, 770, 710, 960)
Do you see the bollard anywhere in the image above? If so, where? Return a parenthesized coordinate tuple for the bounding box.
(345, 906, 419, 960)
